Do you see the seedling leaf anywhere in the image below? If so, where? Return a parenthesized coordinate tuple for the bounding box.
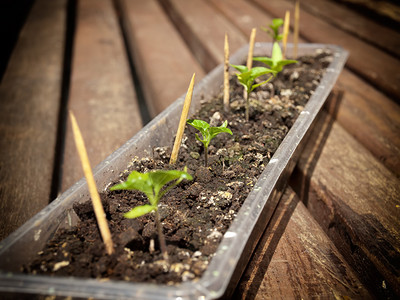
(187, 119, 232, 166)
(250, 67, 275, 81)
(124, 204, 155, 219)
(272, 18, 284, 29)
(261, 18, 283, 42)
(253, 42, 297, 74)
(111, 171, 153, 202)
(252, 56, 273, 67)
(231, 64, 275, 92)
(209, 120, 232, 140)
(252, 77, 274, 90)
(272, 41, 283, 65)
(187, 119, 209, 133)
(231, 64, 248, 73)
(152, 169, 193, 199)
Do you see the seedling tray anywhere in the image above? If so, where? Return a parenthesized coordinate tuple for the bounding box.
(0, 43, 348, 299)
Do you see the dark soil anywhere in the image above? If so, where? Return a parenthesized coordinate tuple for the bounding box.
(23, 49, 333, 285)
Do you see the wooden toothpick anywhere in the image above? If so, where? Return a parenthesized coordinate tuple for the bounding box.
(246, 28, 257, 70)
(282, 10, 290, 59)
(294, 0, 300, 58)
(224, 33, 230, 112)
(169, 73, 195, 165)
(244, 28, 257, 119)
(69, 111, 114, 255)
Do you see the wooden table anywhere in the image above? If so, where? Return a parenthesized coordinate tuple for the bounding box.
(1, 0, 399, 298)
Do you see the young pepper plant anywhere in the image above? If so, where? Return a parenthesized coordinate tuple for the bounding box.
(261, 18, 283, 43)
(110, 168, 192, 263)
(186, 119, 232, 167)
(230, 65, 276, 121)
(253, 42, 297, 74)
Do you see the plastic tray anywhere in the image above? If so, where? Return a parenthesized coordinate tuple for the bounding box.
(0, 43, 348, 299)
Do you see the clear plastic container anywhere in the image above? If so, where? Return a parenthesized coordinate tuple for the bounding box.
(0, 43, 348, 299)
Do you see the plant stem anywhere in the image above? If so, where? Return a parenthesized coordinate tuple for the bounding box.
(155, 210, 169, 263)
(204, 145, 208, 167)
(245, 90, 249, 122)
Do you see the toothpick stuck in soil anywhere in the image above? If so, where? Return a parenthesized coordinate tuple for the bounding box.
(224, 33, 230, 113)
(294, 1, 300, 58)
(170, 73, 196, 165)
(283, 11, 290, 58)
(69, 111, 114, 255)
(246, 28, 257, 70)
(244, 28, 257, 121)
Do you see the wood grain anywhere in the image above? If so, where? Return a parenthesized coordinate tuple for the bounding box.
(117, 0, 205, 117)
(300, 0, 400, 58)
(160, 0, 247, 71)
(251, 0, 400, 100)
(208, 0, 276, 44)
(0, 0, 66, 240)
(291, 111, 400, 298)
(337, 0, 400, 23)
(329, 72, 400, 177)
(235, 188, 371, 299)
(61, 0, 142, 192)
(208, 0, 274, 44)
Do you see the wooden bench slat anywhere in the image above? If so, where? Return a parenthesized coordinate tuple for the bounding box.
(0, 0, 67, 240)
(160, 0, 248, 71)
(252, 0, 400, 100)
(235, 187, 371, 299)
(61, 0, 143, 192)
(300, 0, 400, 58)
(117, 0, 205, 117)
(330, 71, 400, 177)
(291, 111, 400, 298)
(208, 0, 275, 43)
(337, 0, 400, 24)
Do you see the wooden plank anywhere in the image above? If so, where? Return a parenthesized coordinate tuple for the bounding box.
(0, 0, 66, 240)
(0, 0, 34, 80)
(300, 0, 400, 58)
(235, 188, 371, 299)
(329, 73, 400, 177)
(336, 0, 400, 24)
(291, 111, 400, 298)
(117, 0, 205, 117)
(208, 0, 274, 43)
(251, 0, 400, 100)
(208, 0, 400, 178)
(160, 0, 247, 71)
(61, 0, 142, 192)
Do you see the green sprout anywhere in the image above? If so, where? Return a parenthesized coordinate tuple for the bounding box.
(230, 64, 276, 121)
(261, 18, 283, 43)
(253, 42, 297, 74)
(186, 119, 233, 167)
(110, 168, 192, 262)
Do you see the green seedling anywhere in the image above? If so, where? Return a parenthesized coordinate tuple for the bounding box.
(186, 119, 233, 167)
(110, 168, 192, 262)
(253, 42, 297, 74)
(261, 18, 283, 43)
(230, 64, 276, 121)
